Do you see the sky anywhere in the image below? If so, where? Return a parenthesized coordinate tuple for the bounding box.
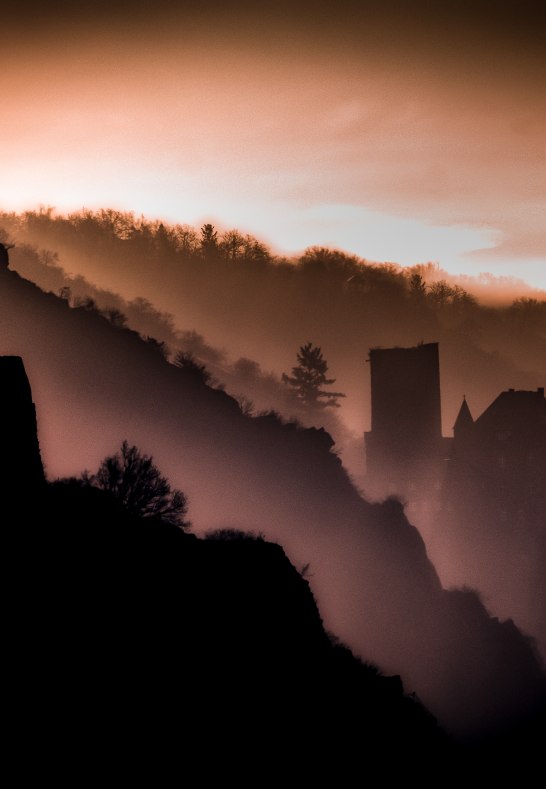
(1, 1, 545, 287)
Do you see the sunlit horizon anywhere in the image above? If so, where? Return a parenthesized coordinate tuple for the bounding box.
(3, 195, 545, 295)
(1, 2, 544, 291)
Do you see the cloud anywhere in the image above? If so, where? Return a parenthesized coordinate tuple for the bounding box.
(1, 1, 544, 287)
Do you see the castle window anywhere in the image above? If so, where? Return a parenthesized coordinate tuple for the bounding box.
(498, 453, 506, 469)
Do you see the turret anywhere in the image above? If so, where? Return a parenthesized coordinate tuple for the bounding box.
(453, 396, 473, 439)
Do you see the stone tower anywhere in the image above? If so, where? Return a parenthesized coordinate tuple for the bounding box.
(0, 356, 45, 495)
(365, 342, 448, 496)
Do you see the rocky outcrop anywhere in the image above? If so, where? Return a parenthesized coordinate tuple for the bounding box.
(0, 355, 45, 496)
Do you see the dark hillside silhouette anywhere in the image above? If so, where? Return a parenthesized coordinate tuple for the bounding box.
(0, 380, 446, 772)
(3, 361, 544, 769)
(2, 239, 354, 439)
(0, 275, 545, 744)
(13, 482, 451, 775)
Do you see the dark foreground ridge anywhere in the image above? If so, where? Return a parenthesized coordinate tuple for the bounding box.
(1, 363, 445, 773)
(11, 483, 451, 776)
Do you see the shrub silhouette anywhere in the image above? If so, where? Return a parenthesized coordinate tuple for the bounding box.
(86, 440, 190, 528)
(173, 350, 215, 385)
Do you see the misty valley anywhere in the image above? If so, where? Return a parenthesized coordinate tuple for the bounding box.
(1, 214, 545, 766)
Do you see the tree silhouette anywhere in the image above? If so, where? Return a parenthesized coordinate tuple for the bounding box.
(144, 336, 168, 358)
(173, 350, 214, 385)
(89, 441, 190, 528)
(282, 342, 345, 409)
(104, 308, 128, 328)
(220, 229, 245, 260)
(408, 272, 427, 300)
(200, 223, 218, 255)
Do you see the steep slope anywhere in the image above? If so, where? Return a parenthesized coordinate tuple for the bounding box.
(1, 268, 544, 740)
(9, 481, 446, 776)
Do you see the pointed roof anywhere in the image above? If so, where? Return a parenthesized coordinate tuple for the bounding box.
(453, 396, 473, 433)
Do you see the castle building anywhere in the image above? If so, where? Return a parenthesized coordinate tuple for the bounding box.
(449, 386, 546, 527)
(365, 342, 545, 526)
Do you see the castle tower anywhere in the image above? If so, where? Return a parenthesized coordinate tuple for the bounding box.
(0, 356, 45, 495)
(365, 342, 447, 496)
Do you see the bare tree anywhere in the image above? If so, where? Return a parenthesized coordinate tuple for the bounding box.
(220, 229, 246, 260)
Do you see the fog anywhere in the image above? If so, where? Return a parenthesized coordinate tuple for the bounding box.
(3, 210, 544, 445)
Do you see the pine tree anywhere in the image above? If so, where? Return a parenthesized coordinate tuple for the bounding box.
(200, 223, 218, 255)
(282, 343, 345, 409)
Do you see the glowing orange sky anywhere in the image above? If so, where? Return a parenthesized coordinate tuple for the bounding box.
(1, 2, 545, 287)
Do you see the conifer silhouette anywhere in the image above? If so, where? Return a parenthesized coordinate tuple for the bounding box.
(282, 342, 345, 409)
